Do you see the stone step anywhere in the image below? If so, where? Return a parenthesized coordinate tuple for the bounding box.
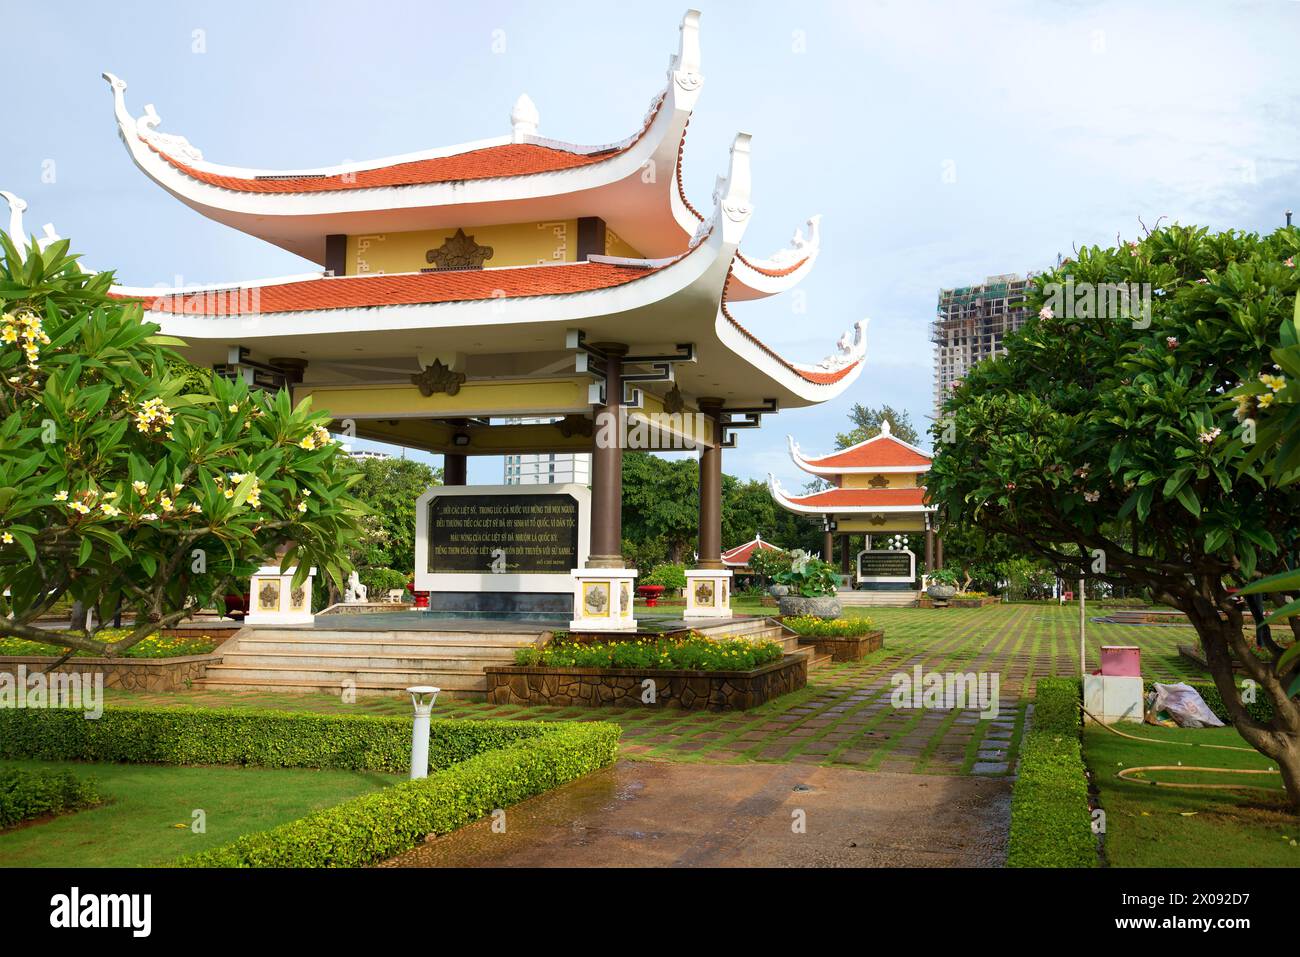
(238, 628, 542, 644)
(217, 652, 514, 671)
(838, 591, 918, 607)
(234, 639, 534, 657)
(198, 664, 488, 690)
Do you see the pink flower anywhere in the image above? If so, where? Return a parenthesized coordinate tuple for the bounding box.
(1286, 257, 1295, 268)
(1166, 336, 1179, 349)
(1039, 305, 1054, 319)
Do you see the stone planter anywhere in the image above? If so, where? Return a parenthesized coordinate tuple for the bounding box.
(484, 654, 807, 711)
(777, 595, 842, 618)
(768, 583, 790, 598)
(798, 629, 884, 663)
(927, 584, 957, 601)
(0, 651, 223, 692)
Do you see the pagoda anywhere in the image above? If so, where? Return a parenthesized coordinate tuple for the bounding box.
(769, 420, 940, 596)
(7, 10, 869, 630)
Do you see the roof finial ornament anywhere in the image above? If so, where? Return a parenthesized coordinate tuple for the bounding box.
(669, 10, 703, 92)
(880, 417, 892, 437)
(811, 319, 869, 373)
(767, 214, 823, 267)
(0, 191, 28, 261)
(511, 94, 540, 143)
(136, 103, 204, 163)
(719, 132, 753, 227)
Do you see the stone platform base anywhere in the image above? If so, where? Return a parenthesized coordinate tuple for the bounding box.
(485, 654, 807, 711)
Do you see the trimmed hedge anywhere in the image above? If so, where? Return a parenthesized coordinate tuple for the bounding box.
(0, 706, 555, 773)
(1007, 677, 1096, 868)
(0, 705, 620, 867)
(178, 723, 619, 867)
(0, 767, 102, 829)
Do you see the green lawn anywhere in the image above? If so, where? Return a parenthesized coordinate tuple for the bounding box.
(0, 759, 400, 867)
(1083, 722, 1300, 867)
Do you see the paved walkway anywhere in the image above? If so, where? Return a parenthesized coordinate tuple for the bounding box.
(104, 604, 1205, 778)
(381, 759, 1013, 868)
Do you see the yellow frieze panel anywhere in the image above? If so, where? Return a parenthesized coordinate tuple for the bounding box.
(839, 472, 928, 490)
(346, 221, 582, 274)
(836, 516, 928, 533)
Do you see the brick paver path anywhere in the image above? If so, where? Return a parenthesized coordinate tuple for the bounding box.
(104, 604, 1206, 778)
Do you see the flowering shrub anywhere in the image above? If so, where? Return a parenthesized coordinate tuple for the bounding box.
(514, 633, 784, 671)
(773, 549, 839, 597)
(642, 563, 687, 590)
(0, 628, 217, 659)
(0, 230, 364, 656)
(953, 591, 989, 600)
(781, 615, 878, 637)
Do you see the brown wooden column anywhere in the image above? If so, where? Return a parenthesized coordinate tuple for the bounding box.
(935, 534, 944, 570)
(840, 535, 851, 575)
(925, 526, 935, 573)
(823, 525, 834, 562)
(444, 418, 468, 485)
(696, 399, 724, 569)
(588, 345, 626, 568)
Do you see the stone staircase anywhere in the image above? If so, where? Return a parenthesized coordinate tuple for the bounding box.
(838, 589, 920, 608)
(194, 627, 544, 700)
(697, 617, 832, 671)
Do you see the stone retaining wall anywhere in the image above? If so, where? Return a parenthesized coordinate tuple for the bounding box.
(0, 652, 222, 691)
(485, 654, 807, 711)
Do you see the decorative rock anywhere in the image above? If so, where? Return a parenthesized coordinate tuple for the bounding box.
(777, 595, 842, 618)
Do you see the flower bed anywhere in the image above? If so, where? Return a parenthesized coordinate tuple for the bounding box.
(950, 593, 1000, 608)
(0, 705, 619, 867)
(0, 629, 218, 658)
(513, 634, 783, 671)
(781, 615, 884, 662)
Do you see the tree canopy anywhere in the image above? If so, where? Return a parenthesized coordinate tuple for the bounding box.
(835, 402, 920, 448)
(926, 223, 1300, 804)
(0, 231, 363, 655)
(348, 456, 441, 573)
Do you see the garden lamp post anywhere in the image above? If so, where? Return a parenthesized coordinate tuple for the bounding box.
(407, 685, 440, 780)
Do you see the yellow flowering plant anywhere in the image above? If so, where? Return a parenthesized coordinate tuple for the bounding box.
(0, 229, 365, 657)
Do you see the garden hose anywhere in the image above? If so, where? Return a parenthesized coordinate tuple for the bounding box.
(1078, 704, 1282, 792)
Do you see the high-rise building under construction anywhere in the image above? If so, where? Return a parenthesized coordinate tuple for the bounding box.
(932, 273, 1033, 417)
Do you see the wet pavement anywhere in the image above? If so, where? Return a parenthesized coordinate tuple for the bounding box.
(381, 759, 1012, 868)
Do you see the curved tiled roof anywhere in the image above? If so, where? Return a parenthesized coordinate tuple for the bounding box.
(780, 487, 929, 508)
(148, 141, 624, 194)
(123, 260, 661, 316)
(800, 438, 932, 469)
(721, 536, 784, 567)
(720, 270, 860, 386)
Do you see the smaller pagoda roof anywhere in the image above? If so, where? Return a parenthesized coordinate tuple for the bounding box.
(788, 419, 932, 475)
(721, 534, 784, 568)
(767, 477, 934, 515)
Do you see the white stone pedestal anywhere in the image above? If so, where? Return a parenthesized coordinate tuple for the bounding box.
(570, 568, 637, 632)
(1082, 674, 1144, 724)
(683, 568, 733, 619)
(246, 565, 317, 626)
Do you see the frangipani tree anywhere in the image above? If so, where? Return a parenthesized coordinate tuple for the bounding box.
(927, 224, 1300, 806)
(0, 229, 363, 656)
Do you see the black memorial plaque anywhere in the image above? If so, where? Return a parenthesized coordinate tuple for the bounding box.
(426, 494, 579, 574)
(857, 551, 913, 578)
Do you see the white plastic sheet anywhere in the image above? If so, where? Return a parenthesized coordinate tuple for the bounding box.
(1149, 682, 1225, 729)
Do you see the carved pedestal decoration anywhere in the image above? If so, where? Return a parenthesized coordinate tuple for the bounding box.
(569, 568, 637, 632)
(245, 565, 317, 626)
(684, 569, 733, 619)
(410, 359, 466, 397)
(425, 228, 494, 270)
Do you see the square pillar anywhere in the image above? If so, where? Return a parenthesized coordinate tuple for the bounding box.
(684, 569, 733, 619)
(246, 565, 316, 626)
(570, 568, 637, 631)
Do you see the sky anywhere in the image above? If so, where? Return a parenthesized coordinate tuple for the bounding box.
(3, 0, 1298, 488)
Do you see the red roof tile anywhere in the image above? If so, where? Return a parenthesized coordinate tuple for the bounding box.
(721, 537, 784, 567)
(782, 487, 930, 508)
(802, 437, 931, 469)
(149, 141, 620, 193)
(122, 261, 660, 316)
(720, 270, 861, 387)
